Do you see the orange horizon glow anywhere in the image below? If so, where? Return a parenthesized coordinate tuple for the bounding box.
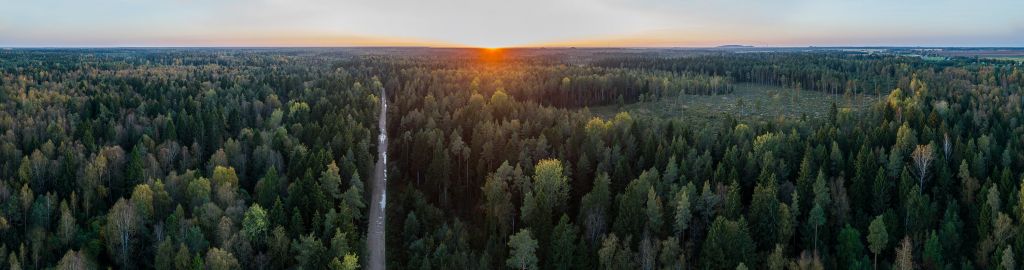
(7, 24, 1022, 49)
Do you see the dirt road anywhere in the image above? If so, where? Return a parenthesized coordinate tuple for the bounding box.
(367, 86, 387, 270)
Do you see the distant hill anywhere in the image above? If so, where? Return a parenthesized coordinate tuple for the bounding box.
(717, 45, 754, 48)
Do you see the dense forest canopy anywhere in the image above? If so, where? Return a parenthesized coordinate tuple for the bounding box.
(0, 48, 1023, 269)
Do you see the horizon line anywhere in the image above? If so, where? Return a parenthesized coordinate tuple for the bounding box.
(4, 45, 1024, 49)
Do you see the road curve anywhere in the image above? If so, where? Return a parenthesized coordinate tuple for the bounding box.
(367, 86, 387, 270)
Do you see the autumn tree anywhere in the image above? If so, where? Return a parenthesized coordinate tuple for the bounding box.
(106, 199, 142, 268)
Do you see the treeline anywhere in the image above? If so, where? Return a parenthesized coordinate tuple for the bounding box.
(365, 54, 734, 110)
(593, 52, 1024, 98)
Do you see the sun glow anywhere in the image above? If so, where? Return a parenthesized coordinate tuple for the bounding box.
(477, 47, 506, 63)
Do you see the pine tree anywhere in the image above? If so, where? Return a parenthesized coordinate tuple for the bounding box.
(549, 215, 578, 270)
(923, 231, 942, 269)
(868, 215, 888, 270)
(837, 224, 865, 267)
(507, 229, 539, 270)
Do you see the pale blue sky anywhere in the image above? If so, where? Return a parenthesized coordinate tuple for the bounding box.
(1, 0, 1021, 47)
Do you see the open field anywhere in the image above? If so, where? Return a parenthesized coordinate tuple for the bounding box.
(589, 83, 879, 122)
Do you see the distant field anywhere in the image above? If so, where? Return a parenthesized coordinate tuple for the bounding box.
(983, 56, 1024, 63)
(589, 83, 879, 122)
(930, 49, 1024, 58)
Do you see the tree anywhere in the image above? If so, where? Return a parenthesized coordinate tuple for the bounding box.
(292, 233, 327, 268)
(808, 203, 825, 252)
(483, 167, 514, 241)
(580, 173, 611, 243)
(598, 234, 634, 270)
(749, 178, 780, 250)
(673, 184, 694, 239)
(174, 244, 192, 270)
(124, 144, 146, 196)
(507, 229, 539, 270)
(659, 237, 685, 270)
(106, 198, 141, 268)
(320, 162, 343, 200)
(56, 250, 92, 270)
(646, 187, 665, 235)
(1000, 246, 1015, 270)
(330, 254, 360, 270)
(187, 177, 212, 208)
(340, 171, 366, 226)
(911, 144, 934, 192)
(130, 184, 155, 221)
(329, 229, 352, 260)
(549, 215, 578, 270)
(521, 159, 570, 242)
(837, 225, 865, 268)
(56, 203, 76, 248)
(767, 245, 786, 270)
(205, 248, 240, 270)
(269, 226, 291, 268)
(895, 237, 913, 270)
(614, 171, 655, 237)
(155, 239, 175, 270)
(211, 166, 240, 208)
(242, 204, 269, 246)
(700, 217, 755, 270)
(922, 231, 942, 269)
(255, 167, 282, 207)
(490, 89, 513, 120)
(868, 215, 888, 270)
(1018, 177, 1024, 222)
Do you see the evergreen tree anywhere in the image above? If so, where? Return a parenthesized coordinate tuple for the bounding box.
(507, 229, 539, 270)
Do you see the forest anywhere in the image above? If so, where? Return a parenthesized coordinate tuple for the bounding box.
(0, 47, 1023, 270)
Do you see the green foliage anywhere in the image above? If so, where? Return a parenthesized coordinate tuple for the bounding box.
(243, 204, 269, 246)
(522, 159, 570, 242)
(580, 173, 612, 243)
(507, 229, 539, 270)
(749, 177, 781, 250)
(836, 224, 865, 267)
(483, 163, 515, 239)
(868, 215, 889, 268)
(205, 248, 240, 270)
(549, 215, 579, 270)
(598, 234, 635, 270)
(673, 183, 694, 238)
(923, 231, 943, 269)
(292, 233, 327, 268)
(700, 217, 755, 270)
(614, 171, 654, 237)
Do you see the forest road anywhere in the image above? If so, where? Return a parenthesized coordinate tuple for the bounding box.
(367, 86, 387, 270)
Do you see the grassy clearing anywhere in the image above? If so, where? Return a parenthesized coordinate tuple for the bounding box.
(588, 83, 879, 122)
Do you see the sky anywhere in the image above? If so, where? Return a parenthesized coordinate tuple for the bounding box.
(1, 0, 1022, 48)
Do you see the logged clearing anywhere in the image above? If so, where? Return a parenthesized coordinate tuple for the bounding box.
(589, 83, 879, 122)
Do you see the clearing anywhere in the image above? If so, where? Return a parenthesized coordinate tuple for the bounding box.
(589, 83, 879, 122)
